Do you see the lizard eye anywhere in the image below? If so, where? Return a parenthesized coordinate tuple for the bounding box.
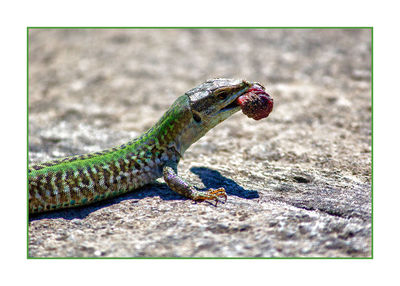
(193, 112, 202, 123)
(214, 89, 230, 100)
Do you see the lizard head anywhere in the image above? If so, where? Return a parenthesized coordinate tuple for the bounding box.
(177, 78, 264, 153)
(187, 78, 254, 122)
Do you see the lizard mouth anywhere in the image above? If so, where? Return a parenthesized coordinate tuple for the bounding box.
(219, 83, 266, 113)
(220, 100, 241, 112)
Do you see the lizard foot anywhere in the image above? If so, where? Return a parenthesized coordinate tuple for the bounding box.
(195, 187, 227, 206)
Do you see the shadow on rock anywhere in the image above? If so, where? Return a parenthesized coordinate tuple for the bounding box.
(190, 166, 259, 199)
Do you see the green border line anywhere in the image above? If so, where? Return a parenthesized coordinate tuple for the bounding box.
(27, 26, 372, 29)
(27, 27, 30, 259)
(27, 27, 373, 259)
(28, 256, 369, 259)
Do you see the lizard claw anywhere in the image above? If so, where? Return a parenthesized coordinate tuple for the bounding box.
(196, 187, 227, 206)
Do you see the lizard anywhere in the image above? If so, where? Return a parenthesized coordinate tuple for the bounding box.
(28, 78, 272, 214)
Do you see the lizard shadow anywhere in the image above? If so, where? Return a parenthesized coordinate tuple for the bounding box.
(29, 167, 258, 221)
(189, 167, 259, 199)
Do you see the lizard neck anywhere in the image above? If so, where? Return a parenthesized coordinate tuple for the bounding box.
(144, 95, 193, 157)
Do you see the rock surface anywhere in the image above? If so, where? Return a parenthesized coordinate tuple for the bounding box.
(28, 29, 371, 257)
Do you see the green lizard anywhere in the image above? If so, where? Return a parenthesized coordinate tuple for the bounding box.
(29, 78, 268, 214)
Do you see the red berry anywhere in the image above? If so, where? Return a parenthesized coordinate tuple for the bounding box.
(236, 87, 273, 120)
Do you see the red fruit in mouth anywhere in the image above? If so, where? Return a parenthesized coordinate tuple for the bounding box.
(236, 86, 273, 120)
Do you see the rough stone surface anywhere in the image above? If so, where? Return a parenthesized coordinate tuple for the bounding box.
(28, 29, 371, 257)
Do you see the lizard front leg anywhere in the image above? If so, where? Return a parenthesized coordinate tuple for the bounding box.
(162, 163, 227, 206)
